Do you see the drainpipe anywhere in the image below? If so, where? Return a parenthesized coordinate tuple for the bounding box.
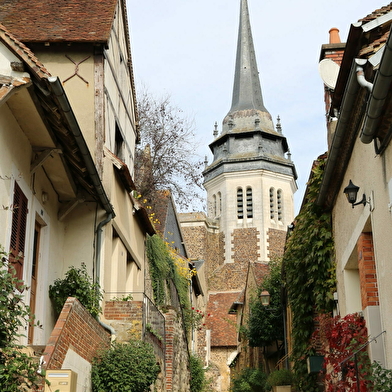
(360, 27, 392, 144)
(356, 59, 373, 92)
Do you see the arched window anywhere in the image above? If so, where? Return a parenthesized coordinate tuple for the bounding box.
(277, 189, 283, 222)
(218, 192, 222, 216)
(246, 187, 253, 218)
(269, 187, 275, 220)
(237, 188, 243, 219)
(213, 194, 217, 217)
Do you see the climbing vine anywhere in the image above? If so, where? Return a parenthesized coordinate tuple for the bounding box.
(282, 154, 336, 391)
(146, 234, 195, 333)
(246, 258, 284, 348)
(313, 313, 372, 391)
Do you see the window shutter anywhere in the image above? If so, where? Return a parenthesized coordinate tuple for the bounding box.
(9, 182, 28, 281)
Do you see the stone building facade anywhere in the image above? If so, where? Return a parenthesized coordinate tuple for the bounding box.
(180, 1, 297, 390)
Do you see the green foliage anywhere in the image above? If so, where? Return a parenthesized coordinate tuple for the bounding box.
(91, 340, 160, 392)
(247, 258, 284, 347)
(371, 361, 392, 391)
(189, 353, 209, 392)
(230, 368, 268, 392)
(265, 368, 293, 387)
(146, 235, 194, 332)
(48, 263, 102, 318)
(282, 155, 336, 391)
(146, 234, 174, 306)
(0, 247, 43, 391)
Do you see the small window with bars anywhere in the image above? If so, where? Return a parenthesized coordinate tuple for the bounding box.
(269, 187, 275, 220)
(246, 187, 253, 218)
(237, 188, 243, 219)
(277, 189, 283, 222)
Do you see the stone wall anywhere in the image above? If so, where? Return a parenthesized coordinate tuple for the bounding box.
(165, 308, 191, 392)
(232, 227, 259, 263)
(267, 228, 286, 259)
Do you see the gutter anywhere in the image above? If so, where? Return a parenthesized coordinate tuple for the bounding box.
(317, 59, 361, 206)
(47, 77, 117, 338)
(360, 26, 392, 144)
(47, 76, 115, 216)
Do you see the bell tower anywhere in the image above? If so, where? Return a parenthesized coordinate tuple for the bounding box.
(203, 0, 297, 267)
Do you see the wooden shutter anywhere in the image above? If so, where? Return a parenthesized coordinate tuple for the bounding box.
(9, 182, 28, 281)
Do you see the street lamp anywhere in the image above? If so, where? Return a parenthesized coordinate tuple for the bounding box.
(260, 289, 271, 307)
(260, 288, 289, 370)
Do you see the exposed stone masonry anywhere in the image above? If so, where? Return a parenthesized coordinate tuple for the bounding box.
(267, 228, 286, 259)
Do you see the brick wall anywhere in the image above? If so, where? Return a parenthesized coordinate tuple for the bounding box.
(267, 228, 286, 259)
(103, 300, 143, 340)
(357, 232, 379, 308)
(43, 297, 110, 370)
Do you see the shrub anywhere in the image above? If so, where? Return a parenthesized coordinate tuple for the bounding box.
(91, 340, 160, 392)
(189, 354, 209, 392)
(48, 263, 102, 318)
(371, 361, 392, 391)
(231, 368, 268, 392)
(0, 247, 43, 391)
(266, 369, 293, 387)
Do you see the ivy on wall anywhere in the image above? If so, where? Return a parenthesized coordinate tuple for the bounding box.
(247, 258, 284, 348)
(314, 313, 372, 391)
(282, 154, 336, 391)
(146, 234, 195, 333)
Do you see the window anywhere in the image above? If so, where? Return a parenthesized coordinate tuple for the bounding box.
(218, 192, 222, 215)
(269, 187, 275, 220)
(246, 187, 253, 218)
(277, 189, 283, 222)
(213, 194, 217, 217)
(237, 188, 243, 219)
(115, 123, 125, 162)
(10, 182, 28, 281)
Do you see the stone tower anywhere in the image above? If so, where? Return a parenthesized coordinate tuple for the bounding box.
(203, 0, 297, 274)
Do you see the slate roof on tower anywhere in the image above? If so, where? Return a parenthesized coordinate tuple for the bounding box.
(204, 0, 297, 182)
(0, 0, 118, 43)
(222, 0, 274, 135)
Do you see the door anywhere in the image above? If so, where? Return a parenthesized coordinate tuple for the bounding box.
(28, 221, 41, 344)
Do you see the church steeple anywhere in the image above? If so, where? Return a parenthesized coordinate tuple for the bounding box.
(223, 0, 274, 134)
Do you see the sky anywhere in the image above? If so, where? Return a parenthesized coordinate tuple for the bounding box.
(127, 0, 387, 213)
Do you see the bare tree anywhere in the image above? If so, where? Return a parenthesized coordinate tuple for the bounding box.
(135, 90, 204, 211)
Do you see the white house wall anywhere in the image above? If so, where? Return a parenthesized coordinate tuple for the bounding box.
(333, 134, 392, 366)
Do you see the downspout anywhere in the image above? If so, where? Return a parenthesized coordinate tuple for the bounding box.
(360, 27, 392, 144)
(356, 59, 373, 92)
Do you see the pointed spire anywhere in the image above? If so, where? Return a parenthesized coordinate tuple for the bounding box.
(231, 0, 265, 112)
(223, 0, 274, 134)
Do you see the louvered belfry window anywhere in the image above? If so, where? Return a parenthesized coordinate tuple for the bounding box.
(10, 182, 28, 281)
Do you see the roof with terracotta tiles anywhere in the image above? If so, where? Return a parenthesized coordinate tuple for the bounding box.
(0, 23, 50, 78)
(0, 0, 117, 43)
(358, 2, 392, 23)
(206, 292, 240, 347)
